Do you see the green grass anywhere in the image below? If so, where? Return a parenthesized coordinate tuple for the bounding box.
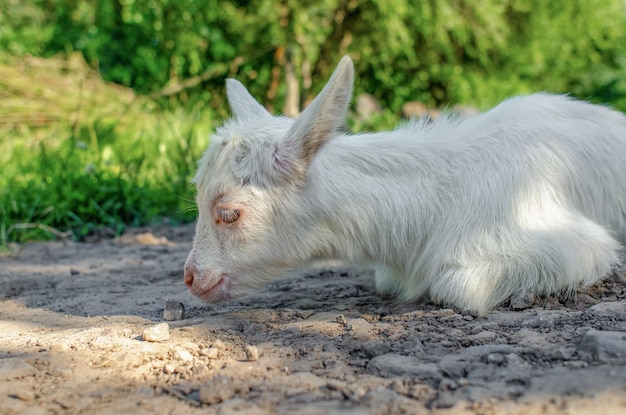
(1, 107, 213, 243)
(0, 55, 404, 246)
(0, 56, 212, 244)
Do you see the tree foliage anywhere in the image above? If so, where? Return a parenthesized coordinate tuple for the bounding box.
(1, 0, 625, 111)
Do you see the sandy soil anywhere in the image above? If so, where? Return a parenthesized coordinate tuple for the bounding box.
(1, 225, 625, 415)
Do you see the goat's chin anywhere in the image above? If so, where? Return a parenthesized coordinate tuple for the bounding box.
(189, 274, 237, 303)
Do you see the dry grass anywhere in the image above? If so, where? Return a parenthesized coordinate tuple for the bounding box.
(0, 53, 147, 131)
(0, 54, 212, 244)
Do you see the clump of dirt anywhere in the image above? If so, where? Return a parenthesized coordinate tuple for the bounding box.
(1, 225, 625, 414)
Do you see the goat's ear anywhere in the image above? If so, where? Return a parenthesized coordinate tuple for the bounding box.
(274, 55, 354, 177)
(226, 78, 271, 120)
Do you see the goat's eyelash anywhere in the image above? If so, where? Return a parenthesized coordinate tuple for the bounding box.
(216, 208, 241, 224)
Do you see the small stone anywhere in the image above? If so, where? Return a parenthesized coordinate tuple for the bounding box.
(174, 347, 194, 363)
(577, 330, 626, 363)
(409, 384, 437, 401)
(199, 376, 236, 404)
(211, 339, 227, 350)
(142, 323, 170, 342)
(486, 352, 505, 365)
(362, 341, 392, 358)
(245, 345, 259, 362)
(0, 359, 37, 380)
(505, 353, 528, 366)
(52, 398, 72, 410)
(200, 347, 219, 359)
(48, 367, 72, 379)
(585, 302, 626, 319)
(552, 347, 575, 361)
(466, 330, 497, 343)
(336, 314, 347, 326)
(565, 360, 588, 369)
(163, 364, 176, 374)
(362, 387, 407, 407)
(50, 342, 72, 352)
(367, 354, 442, 382)
(163, 299, 185, 321)
(438, 378, 458, 391)
(349, 386, 368, 400)
(11, 390, 35, 401)
(70, 268, 80, 275)
(510, 293, 536, 310)
(326, 380, 346, 391)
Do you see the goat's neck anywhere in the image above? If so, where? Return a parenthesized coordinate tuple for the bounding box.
(301, 131, 446, 265)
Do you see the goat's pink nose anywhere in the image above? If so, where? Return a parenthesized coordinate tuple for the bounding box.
(183, 266, 194, 287)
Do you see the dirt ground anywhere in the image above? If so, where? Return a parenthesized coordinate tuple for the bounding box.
(1, 225, 625, 415)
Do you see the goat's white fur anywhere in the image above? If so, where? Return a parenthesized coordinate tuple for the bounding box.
(184, 56, 626, 314)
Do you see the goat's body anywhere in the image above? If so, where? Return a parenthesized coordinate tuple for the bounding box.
(185, 56, 626, 314)
(304, 94, 626, 313)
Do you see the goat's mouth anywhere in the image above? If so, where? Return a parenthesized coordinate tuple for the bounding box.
(190, 274, 234, 303)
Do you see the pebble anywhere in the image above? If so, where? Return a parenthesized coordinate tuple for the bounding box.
(245, 345, 259, 362)
(48, 367, 72, 379)
(142, 323, 170, 342)
(551, 347, 575, 361)
(199, 376, 236, 404)
(367, 354, 442, 382)
(510, 293, 535, 310)
(505, 353, 528, 367)
(200, 347, 219, 359)
(577, 330, 626, 363)
(466, 330, 497, 343)
(0, 359, 37, 380)
(12, 390, 35, 401)
(326, 379, 346, 391)
(50, 342, 72, 352)
(211, 339, 227, 350)
(362, 341, 392, 358)
(531, 316, 555, 329)
(486, 352, 505, 365)
(438, 378, 458, 391)
(163, 299, 185, 321)
(438, 344, 518, 379)
(409, 384, 437, 401)
(584, 302, 626, 319)
(362, 387, 410, 407)
(174, 347, 194, 363)
(346, 318, 372, 340)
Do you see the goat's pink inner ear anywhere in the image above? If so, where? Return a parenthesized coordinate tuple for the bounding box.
(273, 146, 289, 171)
(274, 56, 353, 174)
(272, 143, 294, 174)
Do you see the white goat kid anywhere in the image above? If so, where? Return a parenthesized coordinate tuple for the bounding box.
(184, 56, 626, 315)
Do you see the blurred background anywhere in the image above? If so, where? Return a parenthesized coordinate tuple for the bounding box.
(1, 0, 625, 244)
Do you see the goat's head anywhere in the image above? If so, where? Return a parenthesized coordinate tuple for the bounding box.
(184, 56, 354, 302)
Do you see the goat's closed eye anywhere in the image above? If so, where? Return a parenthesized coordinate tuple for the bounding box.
(216, 208, 241, 224)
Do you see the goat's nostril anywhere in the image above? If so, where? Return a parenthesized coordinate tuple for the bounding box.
(183, 267, 194, 287)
